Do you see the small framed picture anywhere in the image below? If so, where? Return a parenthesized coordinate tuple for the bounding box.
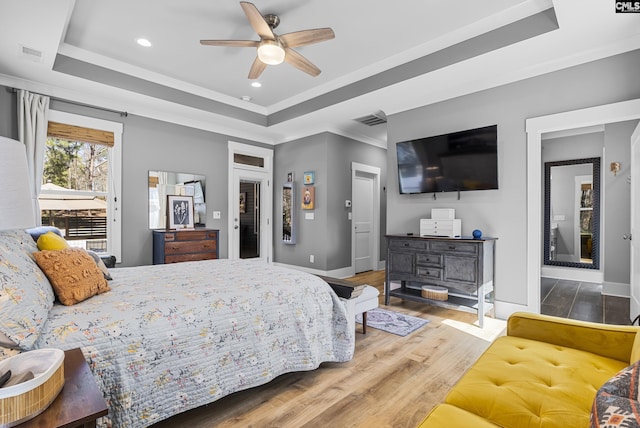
(302, 186, 315, 210)
(239, 192, 247, 214)
(303, 171, 315, 185)
(167, 195, 194, 229)
(287, 172, 294, 182)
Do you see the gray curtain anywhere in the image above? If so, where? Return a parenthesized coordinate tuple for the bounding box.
(17, 89, 50, 226)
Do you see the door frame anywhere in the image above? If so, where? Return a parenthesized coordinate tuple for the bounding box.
(350, 162, 381, 276)
(630, 122, 640, 322)
(227, 141, 273, 262)
(524, 98, 640, 317)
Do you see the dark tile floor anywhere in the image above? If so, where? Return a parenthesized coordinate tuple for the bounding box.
(541, 277, 631, 325)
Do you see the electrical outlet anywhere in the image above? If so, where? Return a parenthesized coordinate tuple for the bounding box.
(213, 211, 221, 219)
(310, 255, 314, 263)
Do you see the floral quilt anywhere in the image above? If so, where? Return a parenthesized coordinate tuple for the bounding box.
(31, 259, 355, 427)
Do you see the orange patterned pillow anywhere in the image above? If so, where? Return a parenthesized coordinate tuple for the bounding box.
(33, 248, 111, 305)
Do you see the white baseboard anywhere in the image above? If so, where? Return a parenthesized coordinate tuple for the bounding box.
(326, 266, 356, 278)
(273, 262, 385, 279)
(541, 266, 603, 283)
(272, 263, 353, 279)
(602, 281, 630, 298)
(494, 301, 529, 321)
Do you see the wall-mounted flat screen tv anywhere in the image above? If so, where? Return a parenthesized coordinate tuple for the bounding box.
(396, 124, 498, 194)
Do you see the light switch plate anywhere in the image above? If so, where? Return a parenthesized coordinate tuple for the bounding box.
(305, 212, 314, 220)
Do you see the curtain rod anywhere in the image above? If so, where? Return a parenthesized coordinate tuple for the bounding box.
(10, 88, 128, 117)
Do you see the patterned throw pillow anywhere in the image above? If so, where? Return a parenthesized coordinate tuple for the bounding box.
(0, 229, 55, 349)
(33, 248, 111, 306)
(591, 360, 640, 427)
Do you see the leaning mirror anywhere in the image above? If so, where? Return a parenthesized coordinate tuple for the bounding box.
(149, 171, 206, 229)
(543, 157, 600, 269)
(282, 182, 295, 244)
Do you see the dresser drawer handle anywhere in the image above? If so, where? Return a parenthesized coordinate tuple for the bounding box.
(448, 245, 456, 250)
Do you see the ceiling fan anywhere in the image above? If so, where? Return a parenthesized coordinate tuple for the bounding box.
(200, 1, 335, 79)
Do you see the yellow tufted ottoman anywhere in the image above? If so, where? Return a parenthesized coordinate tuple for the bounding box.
(418, 312, 640, 428)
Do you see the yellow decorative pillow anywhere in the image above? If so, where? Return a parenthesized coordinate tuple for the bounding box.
(33, 248, 111, 306)
(36, 231, 69, 251)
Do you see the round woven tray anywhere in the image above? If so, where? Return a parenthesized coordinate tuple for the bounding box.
(421, 285, 448, 301)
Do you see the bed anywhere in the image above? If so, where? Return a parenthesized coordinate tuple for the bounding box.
(0, 229, 355, 427)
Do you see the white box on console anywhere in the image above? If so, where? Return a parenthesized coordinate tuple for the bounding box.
(431, 208, 455, 220)
(420, 219, 461, 238)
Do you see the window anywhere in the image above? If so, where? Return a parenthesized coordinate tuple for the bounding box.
(43, 111, 122, 261)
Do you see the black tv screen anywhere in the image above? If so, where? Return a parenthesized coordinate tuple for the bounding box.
(396, 125, 498, 194)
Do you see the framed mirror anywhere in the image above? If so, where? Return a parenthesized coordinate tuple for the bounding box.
(543, 157, 600, 269)
(149, 170, 206, 229)
(282, 182, 295, 244)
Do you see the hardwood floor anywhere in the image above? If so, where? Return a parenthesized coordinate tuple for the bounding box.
(151, 270, 506, 428)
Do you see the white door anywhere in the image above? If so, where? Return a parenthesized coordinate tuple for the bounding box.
(231, 168, 270, 261)
(630, 122, 640, 322)
(354, 172, 374, 273)
(227, 142, 273, 262)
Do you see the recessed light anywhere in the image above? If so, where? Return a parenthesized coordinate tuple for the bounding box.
(251, 82, 262, 88)
(136, 38, 152, 47)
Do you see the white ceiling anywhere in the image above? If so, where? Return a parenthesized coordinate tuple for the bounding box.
(0, 0, 639, 147)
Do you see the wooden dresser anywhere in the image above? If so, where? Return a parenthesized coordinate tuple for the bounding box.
(152, 229, 219, 264)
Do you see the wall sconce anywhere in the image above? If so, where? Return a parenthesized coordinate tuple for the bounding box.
(611, 161, 621, 176)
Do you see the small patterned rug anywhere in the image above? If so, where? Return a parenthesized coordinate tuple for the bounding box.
(356, 307, 430, 336)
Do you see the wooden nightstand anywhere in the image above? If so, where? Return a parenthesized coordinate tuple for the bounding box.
(18, 348, 108, 428)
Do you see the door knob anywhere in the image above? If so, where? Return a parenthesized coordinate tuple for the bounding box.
(234, 225, 239, 229)
(624, 234, 633, 240)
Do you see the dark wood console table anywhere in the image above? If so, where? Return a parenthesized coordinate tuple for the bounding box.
(385, 234, 496, 327)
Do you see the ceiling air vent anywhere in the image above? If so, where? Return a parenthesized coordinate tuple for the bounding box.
(354, 112, 387, 126)
(19, 45, 44, 63)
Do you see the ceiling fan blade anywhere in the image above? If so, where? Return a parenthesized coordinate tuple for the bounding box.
(248, 57, 267, 79)
(284, 48, 321, 77)
(200, 40, 259, 47)
(240, 2, 275, 40)
(280, 28, 335, 48)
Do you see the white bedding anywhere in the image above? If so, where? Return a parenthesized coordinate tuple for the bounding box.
(31, 258, 355, 427)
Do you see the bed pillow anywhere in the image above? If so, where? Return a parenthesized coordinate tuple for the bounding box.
(26, 226, 63, 242)
(86, 250, 113, 280)
(36, 231, 70, 250)
(33, 248, 111, 306)
(0, 229, 55, 349)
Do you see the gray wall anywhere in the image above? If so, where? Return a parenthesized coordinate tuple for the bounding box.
(274, 132, 387, 271)
(540, 122, 638, 287)
(386, 49, 640, 307)
(603, 120, 638, 286)
(0, 86, 268, 267)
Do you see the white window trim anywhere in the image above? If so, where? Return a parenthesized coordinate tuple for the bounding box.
(47, 110, 123, 262)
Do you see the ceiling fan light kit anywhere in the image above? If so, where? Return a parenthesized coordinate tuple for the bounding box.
(257, 40, 285, 65)
(200, 1, 334, 79)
